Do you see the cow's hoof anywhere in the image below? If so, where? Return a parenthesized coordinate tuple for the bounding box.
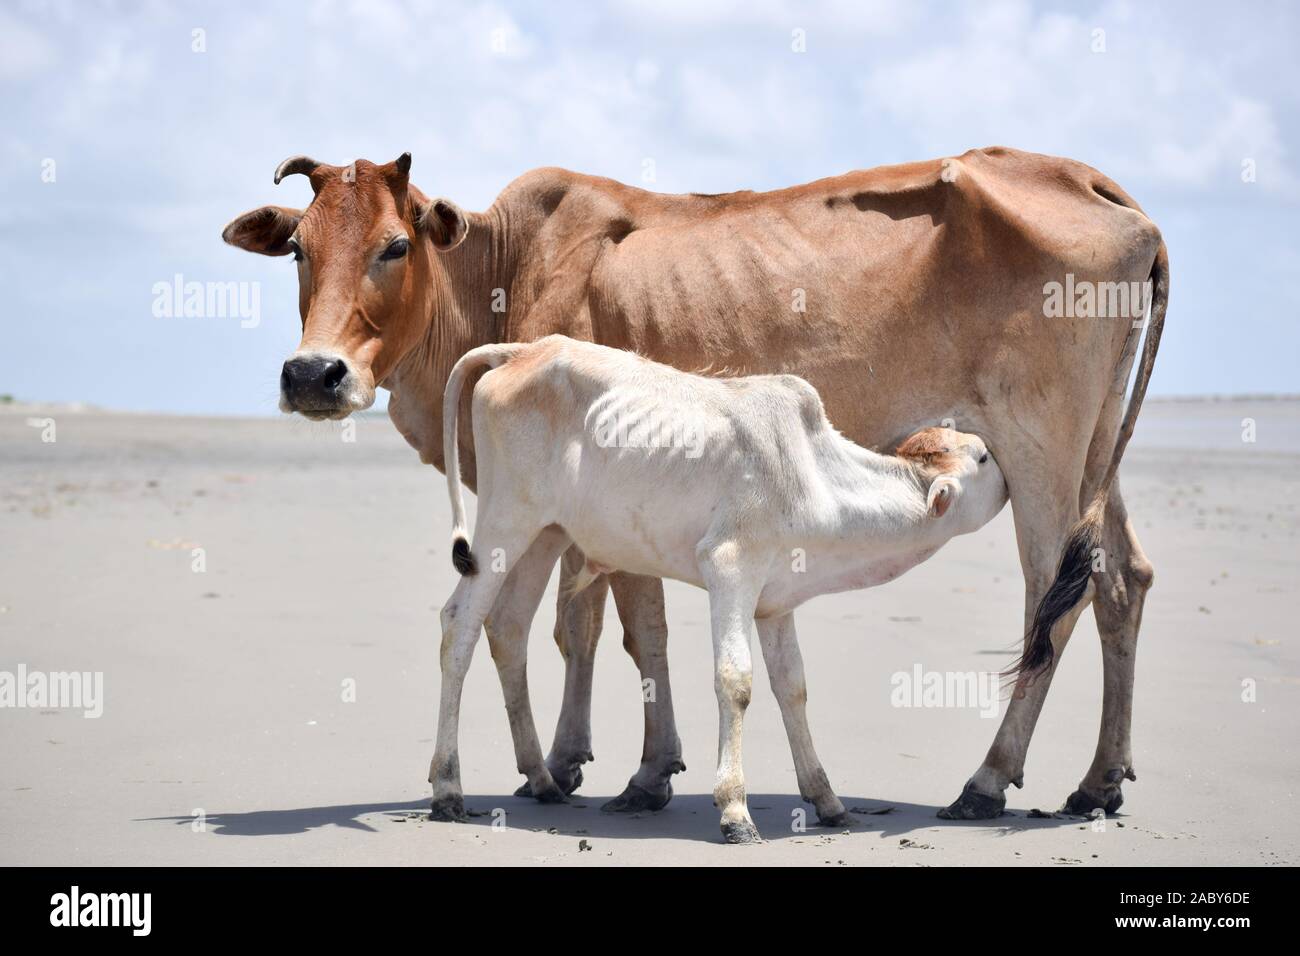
(532, 780, 570, 805)
(1063, 786, 1123, 816)
(720, 819, 762, 845)
(428, 794, 468, 823)
(552, 764, 585, 796)
(818, 810, 855, 828)
(937, 783, 1007, 820)
(601, 781, 673, 813)
(514, 766, 583, 800)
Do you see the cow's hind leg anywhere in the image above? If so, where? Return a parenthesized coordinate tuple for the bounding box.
(601, 572, 686, 813)
(484, 526, 573, 805)
(1065, 482, 1151, 814)
(525, 544, 611, 797)
(756, 612, 850, 827)
(939, 465, 1090, 820)
(428, 521, 538, 821)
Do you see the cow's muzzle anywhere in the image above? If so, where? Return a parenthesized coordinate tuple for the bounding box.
(280, 353, 354, 419)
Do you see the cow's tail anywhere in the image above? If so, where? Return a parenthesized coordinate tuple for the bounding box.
(1013, 240, 1169, 681)
(444, 343, 528, 577)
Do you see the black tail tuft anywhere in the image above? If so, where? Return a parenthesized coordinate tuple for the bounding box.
(451, 536, 477, 576)
(1009, 507, 1104, 682)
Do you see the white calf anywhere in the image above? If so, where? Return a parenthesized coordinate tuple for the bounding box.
(429, 335, 1008, 842)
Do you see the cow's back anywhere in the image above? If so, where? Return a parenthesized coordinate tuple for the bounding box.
(504, 147, 1162, 455)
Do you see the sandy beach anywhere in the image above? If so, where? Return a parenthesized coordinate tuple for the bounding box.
(1, 398, 1296, 867)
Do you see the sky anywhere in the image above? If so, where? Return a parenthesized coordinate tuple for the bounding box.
(1, 0, 1297, 415)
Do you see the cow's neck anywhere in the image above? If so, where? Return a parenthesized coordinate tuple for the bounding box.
(385, 208, 513, 471)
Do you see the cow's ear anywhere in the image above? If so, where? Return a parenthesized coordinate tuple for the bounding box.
(221, 206, 303, 256)
(417, 197, 468, 251)
(927, 476, 961, 518)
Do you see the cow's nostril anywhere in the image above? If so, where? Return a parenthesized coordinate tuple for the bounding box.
(280, 367, 292, 395)
(322, 359, 347, 392)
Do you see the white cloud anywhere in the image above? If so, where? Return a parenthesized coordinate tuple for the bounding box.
(856, 0, 1297, 197)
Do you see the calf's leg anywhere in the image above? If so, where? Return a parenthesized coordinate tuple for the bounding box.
(700, 541, 762, 844)
(755, 612, 850, 827)
(484, 526, 573, 804)
(428, 522, 538, 821)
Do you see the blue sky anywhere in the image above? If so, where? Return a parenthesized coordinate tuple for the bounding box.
(2, 0, 1297, 414)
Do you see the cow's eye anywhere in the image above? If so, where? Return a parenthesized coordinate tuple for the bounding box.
(287, 238, 304, 262)
(979, 453, 989, 464)
(380, 238, 409, 261)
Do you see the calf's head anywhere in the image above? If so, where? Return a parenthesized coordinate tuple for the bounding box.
(221, 154, 468, 419)
(896, 426, 1008, 534)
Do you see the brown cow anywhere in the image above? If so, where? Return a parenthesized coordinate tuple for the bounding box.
(223, 146, 1166, 822)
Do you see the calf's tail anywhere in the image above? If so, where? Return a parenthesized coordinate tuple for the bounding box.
(443, 343, 527, 576)
(1013, 239, 1169, 680)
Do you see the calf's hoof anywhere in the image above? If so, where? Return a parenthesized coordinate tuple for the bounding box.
(601, 781, 673, 813)
(937, 783, 1007, 820)
(720, 819, 763, 845)
(428, 794, 468, 823)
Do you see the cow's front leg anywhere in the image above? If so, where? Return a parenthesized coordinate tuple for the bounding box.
(939, 472, 1087, 820)
(701, 542, 762, 844)
(755, 612, 850, 827)
(601, 572, 685, 813)
(485, 526, 573, 804)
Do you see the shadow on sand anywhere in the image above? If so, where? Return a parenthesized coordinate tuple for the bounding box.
(140, 792, 1099, 843)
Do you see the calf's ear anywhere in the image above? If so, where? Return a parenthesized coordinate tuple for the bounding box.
(927, 476, 962, 518)
(221, 206, 303, 256)
(417, 197, 468, 251)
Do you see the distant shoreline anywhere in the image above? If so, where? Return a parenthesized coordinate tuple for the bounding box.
(3, 393, 1299, 418)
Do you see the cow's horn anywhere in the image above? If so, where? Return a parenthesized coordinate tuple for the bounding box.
(395, 152, 412, 176)
(274, 155, 321, 185)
